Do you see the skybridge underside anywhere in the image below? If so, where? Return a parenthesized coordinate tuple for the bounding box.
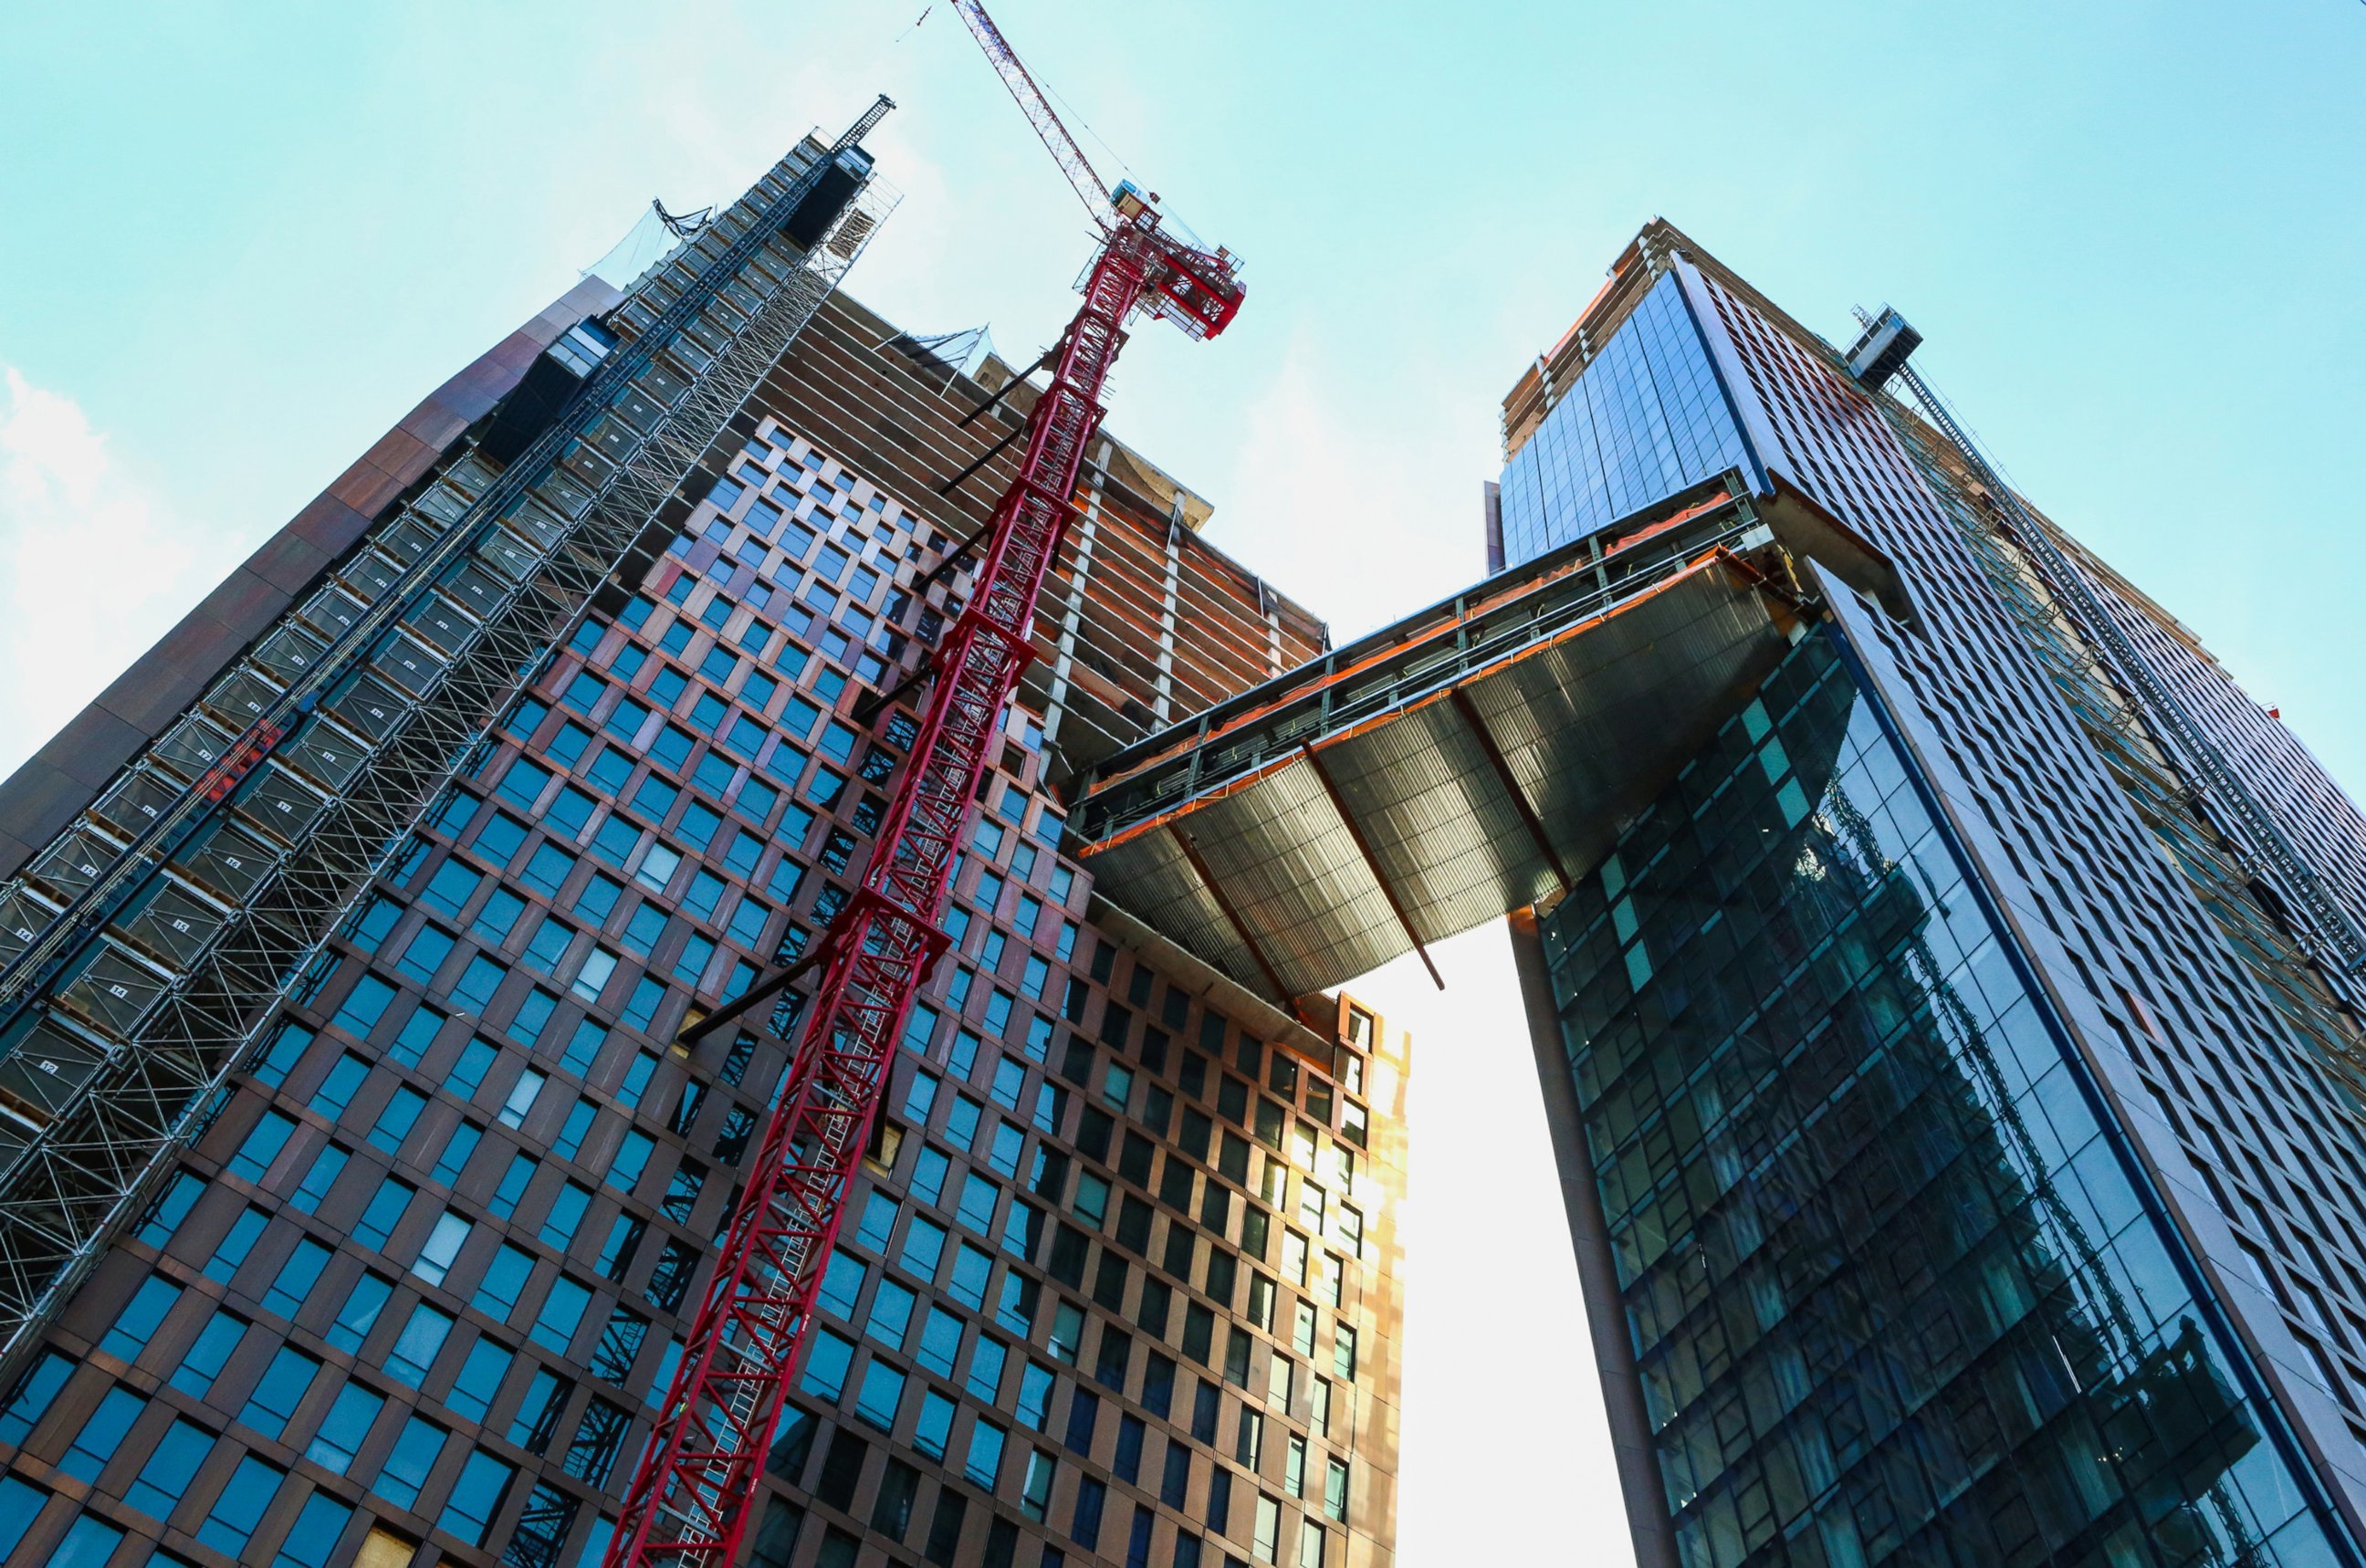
(1069, 475, 1908, 1002)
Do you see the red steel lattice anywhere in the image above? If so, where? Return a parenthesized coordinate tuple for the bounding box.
(607, 213, 1241, 1567)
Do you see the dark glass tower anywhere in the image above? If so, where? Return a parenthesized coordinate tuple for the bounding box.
(0, 129, 1405, 1568)
(1500, 225, 2366, 1568)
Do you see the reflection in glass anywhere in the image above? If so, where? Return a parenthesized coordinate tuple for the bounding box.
(1541, 630, 2334, 1568)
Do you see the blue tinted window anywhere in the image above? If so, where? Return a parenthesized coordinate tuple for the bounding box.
(330, 1273, 391, 1354)
(853, 1190, 898, 1253)
(420, 860, 481, 915)
(251, 1020, 316, 1086)
(914, 1390, 953, 1459)
(129, 1417, 213, 1520)
(330, 973, 397, 1039)
(102, 1276, 180, 1361)
(853, 1358, 906, 1432)
(376, 1416, 444, 1510)
(293, 1144, 350, 1213)
(476, 1245, 535, 1320)
(608, 1132, 653, 1193)
(801, 1329, 853, 1401)
(50, 1514, 121, 1568)
(451, 1039, 498, 1097)
(817, 1251, 866, 1322)
(554, 1101, 596, 1161)
(542, 1182, 592, 1249)
(1495, 271, 1752, 566)
(522, 842, 575, 894)
(139, 1173, 200, 1249)
(305, 1382, 383, 1474)
(1542, 630, 2339, 1568)
(59, 1385, 142, 1481)
(271, 1490, 355, 1568)
(370, 1087, 428, 1154)
(384, 1303, 453, 1387)
(353, 1176, 414, 1251)
(532, 1276, 592, 1354)
(266, 1239, 331, 1319)
(396, 924, 455, 984)
(453, 955, 506, 1011)
(866, 1280, 916, 1351)
(432, 1122, 483, 1186)
(240, 1346, 319, 1442)
(473, 887, 528, 944)
(492, 1153, 538, 1217)
(230, 1111, 297, 1181)
(0, 1476, 41, 1542)
(387, 1002, 445, 1066)
(902, 1217, 947, 1277)
(172, 1311, 246, 1398)
(198, 1455, 284, 1556)
(441, 1450, 517, 1545)
(206, 1206, 269, 1283)
(474, 811, 528, 864)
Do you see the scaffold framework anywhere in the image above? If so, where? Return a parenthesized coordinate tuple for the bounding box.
(0, 97, 897, 1377)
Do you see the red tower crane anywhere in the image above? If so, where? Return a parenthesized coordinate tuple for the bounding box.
(605, 11, 1243, 1565)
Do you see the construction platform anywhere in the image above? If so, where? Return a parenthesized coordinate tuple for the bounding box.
(1067, 470, 1912, 1002)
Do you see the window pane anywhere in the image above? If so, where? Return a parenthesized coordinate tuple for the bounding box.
(50, 1514, 123, 1568)
(271, 1490, 357, 1568)
(198, 1455, 285, 1556)
(61, 1386, 143, 1481)
(129, 1418, 214, 1521)
(101, 1275, 180, 1361)
(305, 1383, 384, 1475)
(376, 1416, 445, 1510)
(240, 1346, 321, 1442)
(439, 1450, 517, 1546)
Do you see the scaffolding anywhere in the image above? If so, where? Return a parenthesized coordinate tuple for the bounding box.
(1866, 368, 2366, 1091)
(0, 99, 898, 1376)
(1876, 348, 2366, 980)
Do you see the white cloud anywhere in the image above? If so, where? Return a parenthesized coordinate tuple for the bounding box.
(1209, 333, 1492, 642)
(0, 367, 256, 779)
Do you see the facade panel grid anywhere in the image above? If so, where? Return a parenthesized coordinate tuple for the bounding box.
(0, 265, 1401, 1567)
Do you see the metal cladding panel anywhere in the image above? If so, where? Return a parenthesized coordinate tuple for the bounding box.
(1084, 558, 1795, 999)
(1317, 703, 1541, 942)
(1178, 761, 1407, 998)
(1076, 823, 1266, 997)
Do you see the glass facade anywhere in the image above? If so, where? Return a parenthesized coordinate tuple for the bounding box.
(1680, 247, 2366, 1514)
(1496, 271, 1754, 568)
(1537, 629, 2341, 1568)
(0, 283, 1403, 1563)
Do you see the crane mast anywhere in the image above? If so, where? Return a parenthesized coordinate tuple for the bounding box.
(605, 13, 1241, 1566)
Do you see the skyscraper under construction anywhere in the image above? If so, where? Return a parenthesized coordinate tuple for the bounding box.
(0, 117, 1406, 1568)
(7, 68, 2366, 1568)
(1069, 222, 2366, 1568)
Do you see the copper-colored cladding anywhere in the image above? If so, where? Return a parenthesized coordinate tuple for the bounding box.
(752, 290, 1327, 774)
(1047, 476, 1327, 745)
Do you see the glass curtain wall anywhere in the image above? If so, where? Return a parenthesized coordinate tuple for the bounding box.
(1536, 628, 2341, 1568)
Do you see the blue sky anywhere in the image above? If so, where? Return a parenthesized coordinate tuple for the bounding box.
(2, 4, 2360, 1562)
(3, 3, 2361, 784)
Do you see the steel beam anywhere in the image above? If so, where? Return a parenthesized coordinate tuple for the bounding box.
(1296, 745, 1443, 990)
(1449, 687, 1576, 896)
(1172, 826, 1297, 1008)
